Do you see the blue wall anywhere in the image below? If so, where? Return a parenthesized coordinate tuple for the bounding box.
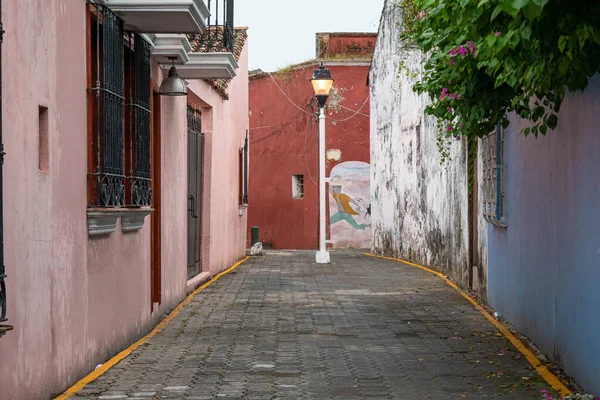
(487, 76, 600, 395)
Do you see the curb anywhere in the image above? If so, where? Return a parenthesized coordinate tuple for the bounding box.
(54, 256, 250, 400)
(364, 252, 572, 398)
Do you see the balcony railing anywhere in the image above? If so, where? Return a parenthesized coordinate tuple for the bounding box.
(188, 0, 234, 53)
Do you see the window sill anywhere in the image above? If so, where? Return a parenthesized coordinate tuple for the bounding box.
(238, 204, 248, 216)
(87, 208, 122, 237)
(87, 207, 153, 237)
(121, 208, 153, 233)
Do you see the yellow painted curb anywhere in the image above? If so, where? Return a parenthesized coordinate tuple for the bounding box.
(54, 256, 251, 400)
(364, 253, 572, 398)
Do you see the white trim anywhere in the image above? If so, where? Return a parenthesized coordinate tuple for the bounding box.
(162, 52, 238, 79)
(101, 0, 209, 34)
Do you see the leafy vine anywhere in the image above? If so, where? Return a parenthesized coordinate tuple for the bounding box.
(399, 0, 600, 140)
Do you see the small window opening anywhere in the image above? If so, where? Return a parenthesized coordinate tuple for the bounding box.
(39, 106, 49, 172)
(292, 175, 304, 199)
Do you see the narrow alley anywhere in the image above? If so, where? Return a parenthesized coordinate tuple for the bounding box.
(66, 252, 556, 400)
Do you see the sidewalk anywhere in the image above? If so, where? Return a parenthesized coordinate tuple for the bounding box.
(68, 251, 557, 399)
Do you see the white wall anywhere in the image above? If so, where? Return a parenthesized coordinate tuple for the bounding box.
(370, 0, 473, 289)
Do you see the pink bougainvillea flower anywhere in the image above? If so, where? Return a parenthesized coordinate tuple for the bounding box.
(456, 135, 461, 141)
(447, 107, 453, 113)
(449, 93, 456, 100)
(457, 45, 467, 56)
(440, 88, 448, 100)
(468, 41, 476, 55)
(449, 48, 457, 56)
(457, 94, 462, 100)
(449, 59, 455, 66)
(447, 125, 454, 131)
(495, 31, 502, 37)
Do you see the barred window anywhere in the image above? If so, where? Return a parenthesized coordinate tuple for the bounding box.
(87, 4, 152, 208)
(482, 123, 506, 227)
(239, 131, 248, 205)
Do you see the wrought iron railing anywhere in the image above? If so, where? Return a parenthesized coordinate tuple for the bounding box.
(0, 0, 12, 338)
(129, 34, 152, 207)
(242, 130, 248, 205)
(88, 3, 126, 207)
(188, 0, 234, 53)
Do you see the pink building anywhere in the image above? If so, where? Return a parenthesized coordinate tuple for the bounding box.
(0, 1, 249, 398)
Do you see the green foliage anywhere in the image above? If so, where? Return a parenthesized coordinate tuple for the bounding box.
(401, 0, 600, 140)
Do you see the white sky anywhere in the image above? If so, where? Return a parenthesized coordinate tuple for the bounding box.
(236, 0, 385, 72)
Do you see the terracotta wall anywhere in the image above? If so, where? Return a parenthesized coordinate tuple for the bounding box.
(248, 62, 371, 250)
(0, 1, 248, 398)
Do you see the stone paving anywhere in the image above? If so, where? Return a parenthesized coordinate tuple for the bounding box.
(71, 251, 557, 400)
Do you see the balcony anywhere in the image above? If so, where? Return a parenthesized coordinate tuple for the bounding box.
(100, 0, 210, 34)
(159, 0, 239, 80)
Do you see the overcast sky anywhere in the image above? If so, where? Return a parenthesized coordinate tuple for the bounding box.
(236, 0, 385, 72)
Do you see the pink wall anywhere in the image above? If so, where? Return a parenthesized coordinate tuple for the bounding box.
(0, 1, 247, 399)
(187, 39, 249, 274)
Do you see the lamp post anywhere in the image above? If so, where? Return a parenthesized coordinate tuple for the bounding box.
(311, 63, 334, 264)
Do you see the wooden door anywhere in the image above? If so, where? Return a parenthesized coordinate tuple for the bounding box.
(150, 88, 162, 307)
(187, 105, 203, 280)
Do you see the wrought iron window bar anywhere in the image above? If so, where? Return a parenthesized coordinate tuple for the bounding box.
(128, 33, 152, 207)
(188, 0, 234, 53)
(241, 130, 248, 205)
(87, 2, 152, 209)
(482, 123, 506, 228)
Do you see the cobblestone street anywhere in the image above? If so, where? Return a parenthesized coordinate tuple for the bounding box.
(70, 251, 557, 400)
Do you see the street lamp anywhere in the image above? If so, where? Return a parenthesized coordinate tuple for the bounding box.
(311, 63, 334, 264)
(159, 57, 187, 96)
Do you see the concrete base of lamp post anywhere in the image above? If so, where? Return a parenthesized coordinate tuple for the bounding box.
(316, 250, 330, 264)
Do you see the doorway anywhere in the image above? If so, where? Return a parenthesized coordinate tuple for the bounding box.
(187, 105, 203, 280)
(150, 88, 162, 307)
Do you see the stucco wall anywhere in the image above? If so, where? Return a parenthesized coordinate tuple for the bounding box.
(187, 38, 249, 273)
(370, 0, 471, 288)
(248, 62, 371, 250)
(487, 76, 600, 395)
(0, 2, 247, 398)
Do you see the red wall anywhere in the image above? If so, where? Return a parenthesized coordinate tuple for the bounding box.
(248, 63, 370, 249)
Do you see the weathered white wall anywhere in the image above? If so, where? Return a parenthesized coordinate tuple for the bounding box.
(370, 0, 472, 288)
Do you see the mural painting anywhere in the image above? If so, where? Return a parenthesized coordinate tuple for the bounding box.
(329, 161, 371, 249)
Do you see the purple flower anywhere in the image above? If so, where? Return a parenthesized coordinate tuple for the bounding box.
(447, 107, 453, 113)
(456, 136, 461, 141)
(440, 88, 448, 100)
(449, 59, 455, 66)
(447, 125, 454, 131)
(449, 48, 457, 56)
(468, 41, 476, 55)
(449, 93, 456, 100)
(457, 45, 467, 56)
(457, 94, 462, 100)
(495, 31, 502, 37)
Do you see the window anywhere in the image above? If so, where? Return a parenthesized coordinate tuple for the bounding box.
(239, 131, 248, 205)
(482, 123, 506, 227)
(87, 4, 152, 208)
(292, 175, 304, 199)
(38, 106, 49, 172)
